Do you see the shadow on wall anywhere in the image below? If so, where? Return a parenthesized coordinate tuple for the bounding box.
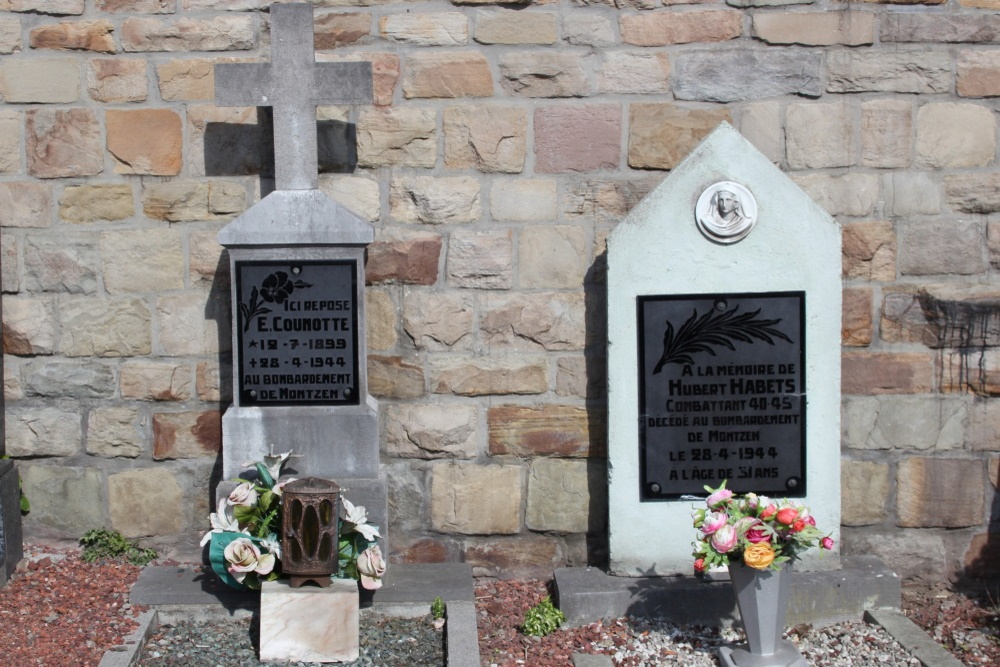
(584, 251, 610, 568)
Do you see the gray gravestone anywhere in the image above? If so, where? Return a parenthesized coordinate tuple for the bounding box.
(214, 4, 386, 544)
(607, 124, 841, 576)
(0, 240, 23, 586)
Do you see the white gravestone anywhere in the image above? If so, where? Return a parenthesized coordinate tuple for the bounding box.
(607, 123, 841, 576)
(214, 4, 386, 543)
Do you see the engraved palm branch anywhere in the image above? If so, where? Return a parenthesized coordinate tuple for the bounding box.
(652, 305, 792, 374)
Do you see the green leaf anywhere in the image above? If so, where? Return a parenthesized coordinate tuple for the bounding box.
(255, 462, 275, 489)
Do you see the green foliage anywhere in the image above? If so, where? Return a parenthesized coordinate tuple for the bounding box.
(520, 596, 565, 637)
(80, 528, 157, 566)
(431, 596, 445, 620)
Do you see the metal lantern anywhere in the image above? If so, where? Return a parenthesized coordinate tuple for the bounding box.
(281, 477, 341, 588)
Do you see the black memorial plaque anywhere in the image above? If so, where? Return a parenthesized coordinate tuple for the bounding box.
(637, 292, 805, 500)
(236, 260, 359, 406)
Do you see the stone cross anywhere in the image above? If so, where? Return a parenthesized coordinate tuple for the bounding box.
(215, 3, 372, 191)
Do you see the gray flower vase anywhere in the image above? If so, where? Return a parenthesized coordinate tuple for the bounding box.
(718, 562, 808, 667)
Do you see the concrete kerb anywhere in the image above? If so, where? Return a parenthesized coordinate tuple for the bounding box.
(865, 610, 966, 667)
(111, 562, 478, 666)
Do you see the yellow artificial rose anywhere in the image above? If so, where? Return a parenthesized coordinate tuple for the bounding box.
(743, 543, 776, 570)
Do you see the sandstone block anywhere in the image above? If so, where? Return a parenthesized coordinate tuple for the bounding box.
(727, 0, 816, 6)
(390, 176, 480, 224)
(107, 109, 182, 176)
(842, 530, 945, 585)
(738, 102, 781, 163)
(882, 14, 1000, 44)
(3, 296, 55, 355)
(1, 0, 84, 13)
(786, 102, 853, 169)
(886, 173, 939, 216)
(59, 297, 151, 357)
(431, 356, 548, 396)
(490, 179, 556, 222)
(489, 405, 601, 457)
(860, 100, 912, 168)
(319, 52, 398, 107)
(385, 462, 425, 535)
(142, 180, 245, 221)
(109, 468, 185, 537)
(366, 288, 397, 352)
(443, 105, 526, 173)
(842, 288, 872, 347)
(23, 359, 115, 398)
(87, 407, 141, 458)
(29, 19, 114, 52)
(990, 222, 1000, 271)
(391, 536, 452, 564)
(0, 17, 21, 54)
(898, 219, 982, 276)
(100, 0, 173, 11)
(840, 460, 888, 524)
(430, 462, 521, 534)
(0, 110, 19, 173)
(366, 229, 441, 285)
(314, 11, 371, 49)
(790, 173, 879, 217)
(357, 107, 436, 168)
(6, 407, 80, 457)
(26, 108, 102, 178)
(185, 105, 269, 178)
(827, 51, 950, 95)
(0, 59, 79, 103)
(464, 535, 564, 579)
(196, 361, 226, 402)
(841, 351, 933, 394)
(958, 49, 1000, 97)
(475, 9, 556, 44)
(842, 395, 966, 451)
(564, 14, 615, 47)
(518, 226, 586, 289)
(526, 458, 603, 534)
(897, 458, 984, 528)
(753, 11, 874, 45)
(368, 355, 424, 399)
(100, 229, 183, 293)
(535, 105, 621, 173)
(402, 290, 473, 350)
(480, 293, 585, 351)
(4, 359, 21, 399)
(916, 103, 995, 168)
(379, 12, 466, 45)
(153, 410, 221, 460)
(842, 221, 896, 281)
(121, 360, 191, 401)
(59, 183, 133, 223)
(596, 51, 670, 95)
(188, 228, 227, 288)
(446, 229, 513, 289)
(155, 58, 217, 101)
(964, 532, 1000, 580)
(402, 51, 493, 99)
(968, 400, 1000, 447)
(621, 10, 741, 45)
(157, 293, 228, 355)
(941, 349, 1000, 396)
(0, 182, 52, 228)
(319, 176, 380, 222)
(564, 178, 658, 225)
(628, 104, 731, 170)
(385, 404, 477, 459)
(556, 355, 604, 399)
(20, 465, 104, 536)
(2, 234, 18, 292)
(673, 50, 822, 102)
(879, 288, 929, 345)
(499, 52, 588, 97)
(26, 236, 96, 296)
(945, 173, 1000, 214)
(122, 16, 254, 52)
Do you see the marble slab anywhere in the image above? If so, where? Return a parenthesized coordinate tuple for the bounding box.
(259, 578, 359, 663)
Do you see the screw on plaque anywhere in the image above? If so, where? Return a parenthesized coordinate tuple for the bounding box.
(786, 477, 799, 489)
(291, 265, 302, 275)
(649, 482, 661, 494)
(249, 390, 257, 398)
(714, 299, 728, 311)
(344, 388, 353, 398)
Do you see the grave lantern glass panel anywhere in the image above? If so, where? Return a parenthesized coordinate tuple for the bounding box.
(281, 478, 341, 588)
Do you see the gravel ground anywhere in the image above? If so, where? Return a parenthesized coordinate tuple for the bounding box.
(2, 544, 997, 666)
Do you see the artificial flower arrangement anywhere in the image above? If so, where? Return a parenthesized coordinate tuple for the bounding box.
(692, 481, 834, 573)
(201, 448, 386, 591)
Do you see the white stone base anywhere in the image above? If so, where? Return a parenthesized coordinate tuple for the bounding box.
(259, 578, 359, 663)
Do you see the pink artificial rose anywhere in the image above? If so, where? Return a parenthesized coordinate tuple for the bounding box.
(775, 507, 799, 525)
(706, 487, 733, 508)
(710, 524, 738, 553)
(746, 527, 771, 544)
(700, 512, 728, 536)
(760, 504, 778, 520)
(792, 519, 806, 532)
(227, 482, 258, 507)
(694, 558, 706, 573)
(821, 536, 835, 550)
(804, 515, 816, 527)
(357, 545, 386, 591)
(224, 538, 275, 584)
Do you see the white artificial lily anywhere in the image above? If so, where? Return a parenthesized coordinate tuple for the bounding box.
(200, 499, 244, 546)
(342, 497, 381, 541)
(262, 445, 294, 480)
(261, 533, 283, 560)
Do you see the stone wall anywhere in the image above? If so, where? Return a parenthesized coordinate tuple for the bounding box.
(2, 0, 1000, 584)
